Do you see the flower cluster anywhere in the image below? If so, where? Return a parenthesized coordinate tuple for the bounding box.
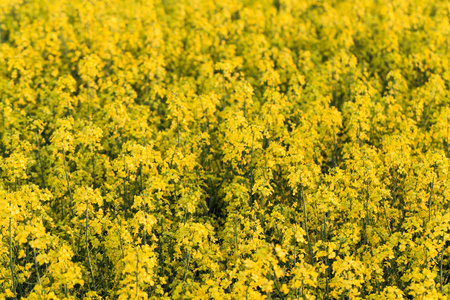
(1, 0, 450, 299)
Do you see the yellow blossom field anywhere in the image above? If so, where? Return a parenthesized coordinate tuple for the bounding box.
(1, 0, 450, 299)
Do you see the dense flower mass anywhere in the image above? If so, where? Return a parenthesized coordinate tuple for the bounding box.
(1, 0, 450, 299)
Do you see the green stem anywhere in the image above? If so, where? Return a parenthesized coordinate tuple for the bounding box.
(9, 218, 17, 300)
(300, 177, 314, 266)
(86, 197, 97, 294)
(62, 149, 74, 219)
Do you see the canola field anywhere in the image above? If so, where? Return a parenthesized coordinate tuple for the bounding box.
(1, 0, 450, 299)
